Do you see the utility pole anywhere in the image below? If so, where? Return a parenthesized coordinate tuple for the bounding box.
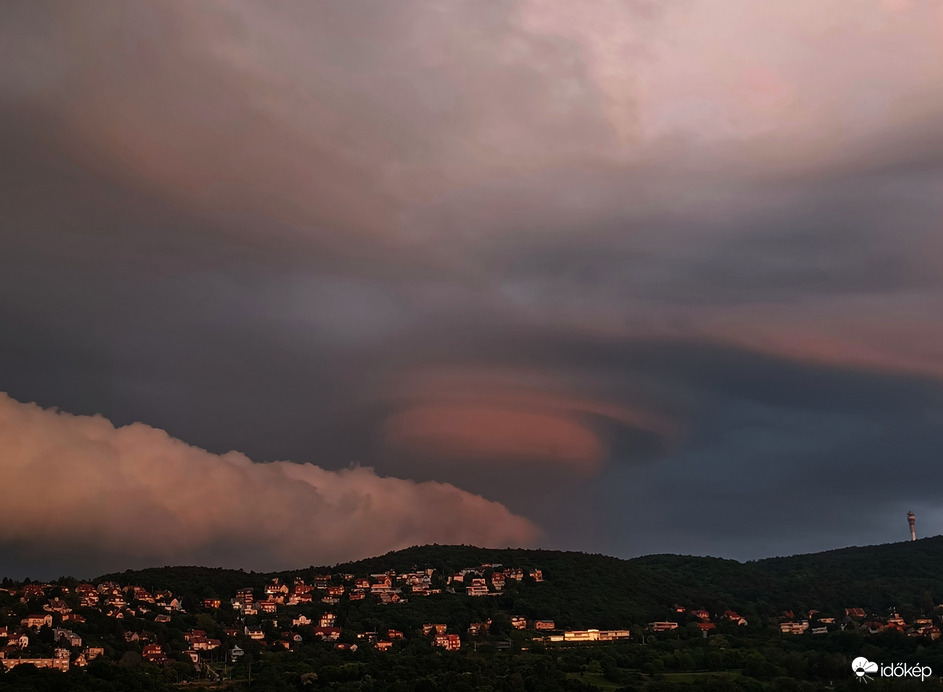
(908, 511, 917, 542)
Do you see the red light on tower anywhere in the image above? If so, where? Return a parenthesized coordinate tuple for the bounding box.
(908, 511, 916, 542)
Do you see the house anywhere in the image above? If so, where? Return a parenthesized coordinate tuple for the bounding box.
(96, 582, 120, 596)
(529, 569, 544, 582)
(313, 627, 341, 641)
(649, 622, 679, 632)
(265, 580, 289, 597)
(154, 613, 171, 623)
(695, 623, 716, 632)
(349, 590, 366, 601)
(142, 644, 166, 663)
(235, 588, 255, 605)
(202, 598, 221, 609)
(468, 622, 490, 636)
(190, 637, 221, 651)
(245, 627, 265, 640)
(811, 626, 828, 635)
(129, 587, 154, 603)
(510, 616, 527, 630)
(423, 623, 447, 635)
(434, 634, 461, 650)
(375, 640, 394, 651)
(845, 608, 866, 619)
(386, 629, 404, 640)
(259, 600, 278, 614)
(780, 622, 807, 634)
(319, 613, 337, 628)
(292, 615, 313, 628)
(723, 610, 748, 626)
(466, 578, 490, 597)
(491, 573, 506, 590)
(45, 598, 72, 614)
(21, 614, 53, 629)
(534, 620, 555, 630)
(53, 629, 82, 647)
(62, 613, 86, 624)
(85, 647, 104, 660)
(354, 578, 371, 589)
(21, 584, 46, 599)
(327, 585, 345, 596)
(690, 610, 710, 621)
(370, 578, 393, 593)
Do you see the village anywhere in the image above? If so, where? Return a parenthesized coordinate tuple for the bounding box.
(1, 561, 942, 676)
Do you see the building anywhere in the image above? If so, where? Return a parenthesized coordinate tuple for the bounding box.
(551, 629, 630, 643)
(53, 629, 82, 647)
(434, 634, 461, 650)
(1, 657, 69, 672)
(21, 614, 53, 629)
(649, 622, 679, 632)
(780, 622, 807, 634)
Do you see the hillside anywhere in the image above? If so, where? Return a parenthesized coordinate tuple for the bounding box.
(97, 536, 943, 626)
(5, 538, 943, 691)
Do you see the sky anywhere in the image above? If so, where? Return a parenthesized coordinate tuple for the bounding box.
(2, 0, 943, 579)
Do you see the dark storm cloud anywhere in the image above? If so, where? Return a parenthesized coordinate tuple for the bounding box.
(2, 0, 943, 576)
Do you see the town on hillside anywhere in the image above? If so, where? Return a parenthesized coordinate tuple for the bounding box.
(2, 560, 943, 680)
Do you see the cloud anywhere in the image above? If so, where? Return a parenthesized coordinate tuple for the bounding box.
(0, 392, 537, 576)
(2, 0, 943, 567)
(383, 405, 605, 468)
(378, 365, 680, 472)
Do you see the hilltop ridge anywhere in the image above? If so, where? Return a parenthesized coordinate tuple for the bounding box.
(94, 536, 943, 626)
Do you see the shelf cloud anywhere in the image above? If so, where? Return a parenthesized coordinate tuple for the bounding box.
(0, 392, 537, 577)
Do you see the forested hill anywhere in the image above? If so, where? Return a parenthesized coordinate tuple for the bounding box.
(96, 536, 943, 627)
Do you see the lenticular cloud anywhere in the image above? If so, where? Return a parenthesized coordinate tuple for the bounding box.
(0, 392, 537, 573)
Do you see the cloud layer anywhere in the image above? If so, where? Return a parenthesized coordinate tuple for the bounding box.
(2, 0, 943, 573)
(0, 392, 536, 577)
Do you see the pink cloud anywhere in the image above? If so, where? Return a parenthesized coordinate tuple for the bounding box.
(0, 392, 538, 572)
(379, 365, 680, 471)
